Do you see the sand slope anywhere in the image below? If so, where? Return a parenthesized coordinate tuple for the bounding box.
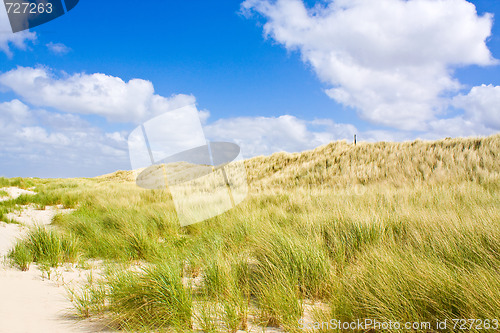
(0, 188, 113, 333)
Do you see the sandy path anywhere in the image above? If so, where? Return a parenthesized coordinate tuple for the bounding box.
(0, 188, 113, 333)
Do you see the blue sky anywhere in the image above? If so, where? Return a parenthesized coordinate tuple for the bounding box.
(0, 0, 499, 177)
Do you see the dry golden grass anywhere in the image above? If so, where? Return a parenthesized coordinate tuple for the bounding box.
(4, 134, 499, 332)
(246, 134, 499, 189)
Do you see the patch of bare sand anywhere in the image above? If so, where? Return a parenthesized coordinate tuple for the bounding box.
(0, 205, 74, 257)
(0, 265, 113, 333)
(0, 188, 114, 333)
(0, 187, 36, 202)
(6, 205, 73, 227)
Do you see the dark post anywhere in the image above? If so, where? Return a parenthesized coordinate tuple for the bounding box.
(354, 134, 357, 145)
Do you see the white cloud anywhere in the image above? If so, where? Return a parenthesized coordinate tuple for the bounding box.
(46, 42, 71, 55)
(204, 115, 357, 156)
(452, 84, 500, 131)
(1, 63, 496, 178)
(203, 114, 427, 155)
(424, 116, 496, 139)
(0, 99, 130, 177)
(242, 0, 496, 131)
(0, 66, 196, 123)
(0, 7, 36, 57)
(17, 126, 71, 145)
(0, 97, 362, 176)
(1, 95, 491, 178)
(0, 99, 31, 127)
(198, 109, 210, 124)
(106, 131, 127, 143)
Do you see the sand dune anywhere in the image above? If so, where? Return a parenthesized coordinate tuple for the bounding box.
(0, 188, 113, 333)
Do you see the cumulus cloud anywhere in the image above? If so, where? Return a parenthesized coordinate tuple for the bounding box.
(0, 98, 363, 177)
(452, 84, 500, 131)
(0, 67, 196, 123)
(424, 116, 496, 140)
(0, 99, 32, 127)
(0, 99, 130, 177)
(46, 42, 71, 55)
(204, 115, 357, 156)
(0, 68, 363, 176)
(1, 62, 495, 178)
(0, 7, 36, 57)
(242, 0, 496, 131)
(203, 114, 421, 156)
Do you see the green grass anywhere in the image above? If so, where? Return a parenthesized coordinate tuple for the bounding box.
(0, 178, 81, 222)
(3, 134, 500, 332)
(9, 226, 79, 267)
(0, 205, 21, 225)
(327, 249, 500, 332)
(0, 177, 36, 189)
(40, 180, 497, 332)
(0, 206, 8, 221)
(105, 262, 192, 331)
(67, 271, 107, 318)
(9, 242, 33, 271)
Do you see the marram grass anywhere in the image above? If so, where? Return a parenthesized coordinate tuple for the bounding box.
(2, 134, 500, 332)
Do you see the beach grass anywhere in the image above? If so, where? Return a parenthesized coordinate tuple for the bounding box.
(3, 134, 500, 332)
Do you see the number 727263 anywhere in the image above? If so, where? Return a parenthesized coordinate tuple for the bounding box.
(5, 2, 53, 14)
(452, 319, 499, 330)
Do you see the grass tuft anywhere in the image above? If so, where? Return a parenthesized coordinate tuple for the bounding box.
(105, 262, 192, 330)
(9, 242, 33, 271)
(9, 226, 79, 268)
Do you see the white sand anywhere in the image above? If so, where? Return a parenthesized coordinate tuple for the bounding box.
(0, 187, 37, 202)
(0, 188, 113, 333)
(6, 205, 73, 227)
(0, 266, 113, 333)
